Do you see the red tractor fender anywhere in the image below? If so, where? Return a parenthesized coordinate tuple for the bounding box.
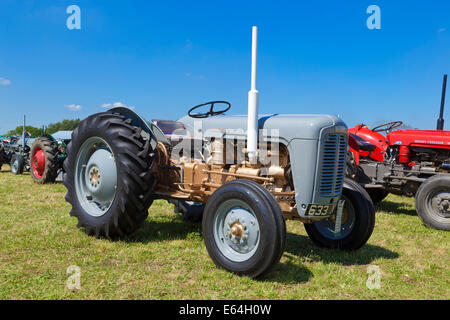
(348, 124, 389, 163)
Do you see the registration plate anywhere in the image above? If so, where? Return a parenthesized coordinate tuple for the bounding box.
(305, 204, 335, 216)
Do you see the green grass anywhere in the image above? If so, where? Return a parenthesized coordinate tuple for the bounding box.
(0, 165, 449, 300)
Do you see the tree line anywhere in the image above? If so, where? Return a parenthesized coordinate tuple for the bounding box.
(5, 119, 80, 137)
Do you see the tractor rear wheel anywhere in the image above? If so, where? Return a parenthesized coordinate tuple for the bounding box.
(10, 154, 24, 175)
(63, 111, 157, 238)
(202, 179, 286, 278)
(30, 136, 59, 183)
(304, 178, 375, 250)
(415, 174, 450, 231)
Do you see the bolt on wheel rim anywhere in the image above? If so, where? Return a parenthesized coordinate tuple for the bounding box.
(74, 137, 117, 217)
(213, 199, 260, 262)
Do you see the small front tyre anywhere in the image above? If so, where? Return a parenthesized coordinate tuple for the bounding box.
(415, 174, 450, 231)
(10, 154, 24, 175)
(304, 178, 375, 250)
(202, 179, 286, 278)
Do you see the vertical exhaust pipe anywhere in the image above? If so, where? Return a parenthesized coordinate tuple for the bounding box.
(437, 74, 447, 130)
(247, 26, 259, 163)
(22, 115, 26, 150)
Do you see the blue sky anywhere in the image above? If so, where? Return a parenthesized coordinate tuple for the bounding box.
(0, 0, 449, 133)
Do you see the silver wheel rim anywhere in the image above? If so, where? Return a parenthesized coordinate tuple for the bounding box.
(11, 160, 18, 173)
(74, 137, 117, 217)
(213, 199, 260, 262)
(427, 188, 450, 219)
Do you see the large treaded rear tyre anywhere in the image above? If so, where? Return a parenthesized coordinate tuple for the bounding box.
(30, 136, 59, 184)
(202, 179, 286, 278)
(64, 111, 156, 238)
(304, 178, 375, 250)
(415, 174, 450, 231)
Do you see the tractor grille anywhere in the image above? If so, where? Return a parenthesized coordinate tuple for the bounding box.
(319, 133, 347, 197)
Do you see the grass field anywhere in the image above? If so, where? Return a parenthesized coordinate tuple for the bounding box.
(0, 165, 449, 300)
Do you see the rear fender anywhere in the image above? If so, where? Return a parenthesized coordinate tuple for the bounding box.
(108, 107, 170, 148)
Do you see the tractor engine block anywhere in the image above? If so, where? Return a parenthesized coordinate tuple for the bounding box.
(151, 138, 299, 217)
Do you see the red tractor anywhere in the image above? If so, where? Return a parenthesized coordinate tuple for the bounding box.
(347, 75, 450, 231)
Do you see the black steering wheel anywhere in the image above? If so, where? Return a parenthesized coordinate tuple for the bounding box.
(188, 101, 231, 118)
(372, 121, 403, 133)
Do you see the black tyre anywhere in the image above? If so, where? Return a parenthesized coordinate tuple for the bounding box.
(415, 174, 450, 231)
(202, 179, 285, 278)
(236, 179, 286, 267)
(10, 154, 24, 175)
(365, 188, 389, 204)
(30, 136, 60, 184)
(304, 178, 375, 250)
(0, 144, 6, 171)
(173, 200, 204, 222)
(63, 111, 157, 238)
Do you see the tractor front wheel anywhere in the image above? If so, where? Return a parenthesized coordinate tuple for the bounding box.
(202, 179, 286, 278)
(30, 136, 59, 183)
(304, 178, 375, 250)
(63, 111, 157, 238)
(10, 154, 24, 175)
(415, 174, 450, 231)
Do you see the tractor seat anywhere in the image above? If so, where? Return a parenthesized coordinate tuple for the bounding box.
(152, 120, 187, 136)
(349, 133, 377, 152)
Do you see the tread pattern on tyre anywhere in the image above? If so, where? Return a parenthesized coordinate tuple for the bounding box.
(236, 180, 286, 272)
(30, 136, 60, 184)
(63, 111, 157, 238)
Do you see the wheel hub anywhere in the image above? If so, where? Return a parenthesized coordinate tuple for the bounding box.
(89, 166, 100, 187)
(434, 194, 450, 215)
(230, 221, 245, 239)
(217, 205, 260, 258)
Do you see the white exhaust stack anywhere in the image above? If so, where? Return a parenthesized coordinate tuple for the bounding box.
(247, 26, 259, 164)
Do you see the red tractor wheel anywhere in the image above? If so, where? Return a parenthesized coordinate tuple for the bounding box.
(31, 146, 46, 179)
(30, 136, 59, 184)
